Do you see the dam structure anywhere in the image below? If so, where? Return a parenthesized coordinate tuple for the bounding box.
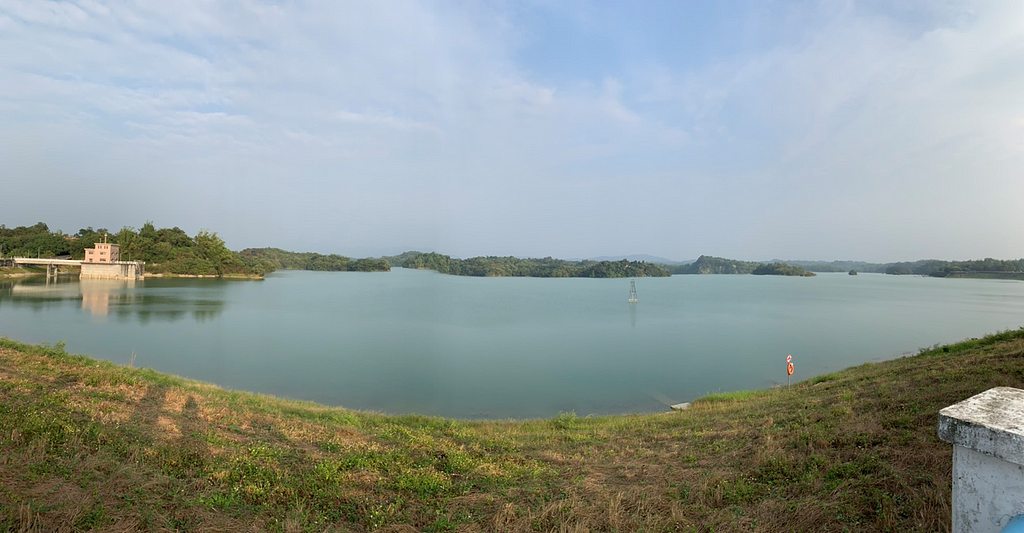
(12, 241, 144, 281)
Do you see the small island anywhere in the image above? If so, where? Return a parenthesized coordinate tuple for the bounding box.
(672, 255, 759, 274)
(751, 262, 816, 277)
(672, 255, 815, 277)
(240, 247, 390, 273)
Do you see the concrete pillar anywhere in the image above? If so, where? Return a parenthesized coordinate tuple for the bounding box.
(938, 387, 1024, 533)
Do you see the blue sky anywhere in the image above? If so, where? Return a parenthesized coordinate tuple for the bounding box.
(1, 0, 1021, 262)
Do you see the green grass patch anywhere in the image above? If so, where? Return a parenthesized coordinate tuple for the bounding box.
(696, 388, 769, 403)
(2, 328, 1024, 530)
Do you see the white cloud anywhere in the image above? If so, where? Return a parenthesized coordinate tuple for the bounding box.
(0, 0, 1020, 259)
(335, 110, 441, 136)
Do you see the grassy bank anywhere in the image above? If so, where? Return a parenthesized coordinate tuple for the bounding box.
(0, 266, 43, 278)
(143, 272, 264, 280)
(3, 331, 1024, 531)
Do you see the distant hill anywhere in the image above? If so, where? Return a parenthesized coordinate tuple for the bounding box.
(385, 251, 670, 278)
(670, 256, 814, 276)
(240, 247, 390, 272)
(588, 254, 685, 265)
(752, 262, 816, 277)
(673, 255, 760, 274)
(775, 258, 1024, 276)
(773, 260, 888, 273)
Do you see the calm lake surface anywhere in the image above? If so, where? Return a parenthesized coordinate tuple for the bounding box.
(2, 269, 1024, 419)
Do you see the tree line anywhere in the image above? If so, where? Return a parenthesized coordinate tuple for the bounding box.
(668, 256, 815, 276)
(751, 262, 816, 277)
(670, 255, 760, 274)
(0, 222, 392, 277)
(665, 255, 1024, 278)
(885, 258, 1024, 277)
(0, 222, 268, 276)
(6, 222, 1021, 279)
(386, 252, 671, 278)
(762, 258, 1024, 276)
(239, 248, 390, 273)
(780, 260, 889, 273)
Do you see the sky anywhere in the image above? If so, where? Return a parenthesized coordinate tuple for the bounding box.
(1, 1, 1021, 262)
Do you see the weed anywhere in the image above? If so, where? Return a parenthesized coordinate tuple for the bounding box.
(393, 468, 452, 497)
(810, 372, 841, 385)
(550, 410, 580, 430)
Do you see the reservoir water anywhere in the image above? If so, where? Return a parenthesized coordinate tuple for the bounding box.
(2, 269, 1023, 419)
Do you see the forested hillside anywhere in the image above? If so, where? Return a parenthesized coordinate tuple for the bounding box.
(387, 251, 670, 278)
(886, 258, 1024, 276)
(751, 262, 816, 277)
(6, 222, 1020, 280)
(669, 255, 1024, 278)
(671, 255, 760, 274)
(0, 222, 266, 277)
(782, 260, 888, 273)
(239, 248, 389, 272)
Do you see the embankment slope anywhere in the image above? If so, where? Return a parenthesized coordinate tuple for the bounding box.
(2, 330, 1023, 531)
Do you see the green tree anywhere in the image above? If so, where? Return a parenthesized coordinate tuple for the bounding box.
(193, 230, 233, 275)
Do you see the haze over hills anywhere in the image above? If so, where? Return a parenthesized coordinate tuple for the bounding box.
(586, 254, 687, 265)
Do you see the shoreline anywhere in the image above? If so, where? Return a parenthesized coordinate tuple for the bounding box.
(144, 272, 263, 280)
(0, 267, 44, 279)
(0, 270, 263, 280)
(1, 328, 1021, 419)
(0, 272, 40, 279)
(3, 329, 1023, 530)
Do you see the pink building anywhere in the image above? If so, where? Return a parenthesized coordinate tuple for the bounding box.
(84, 242, 120, 263)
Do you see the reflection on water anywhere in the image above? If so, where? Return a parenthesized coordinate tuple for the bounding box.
(82, 279, 138, 316)
(0, 277, 224, 322)
(4, 269, 1024, 419)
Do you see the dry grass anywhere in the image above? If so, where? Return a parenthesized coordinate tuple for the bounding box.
(2, 330, 1024, 531)
(0, 267, 41, 278)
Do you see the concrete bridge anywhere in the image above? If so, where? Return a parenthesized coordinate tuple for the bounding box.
(12, 258, 85, 267)
(11, 258, 144, 280)
(12, 258, 84, 278)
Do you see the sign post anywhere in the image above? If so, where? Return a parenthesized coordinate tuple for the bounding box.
(786, 354, 794, 389)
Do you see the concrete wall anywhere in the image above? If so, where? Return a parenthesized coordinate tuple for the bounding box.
(80, 262, 143, 280)
(939, 387, 1024, 533)
(952, 445, 1024, 532)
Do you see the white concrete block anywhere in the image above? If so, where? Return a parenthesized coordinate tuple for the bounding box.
(939, 387, 1024, 533)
